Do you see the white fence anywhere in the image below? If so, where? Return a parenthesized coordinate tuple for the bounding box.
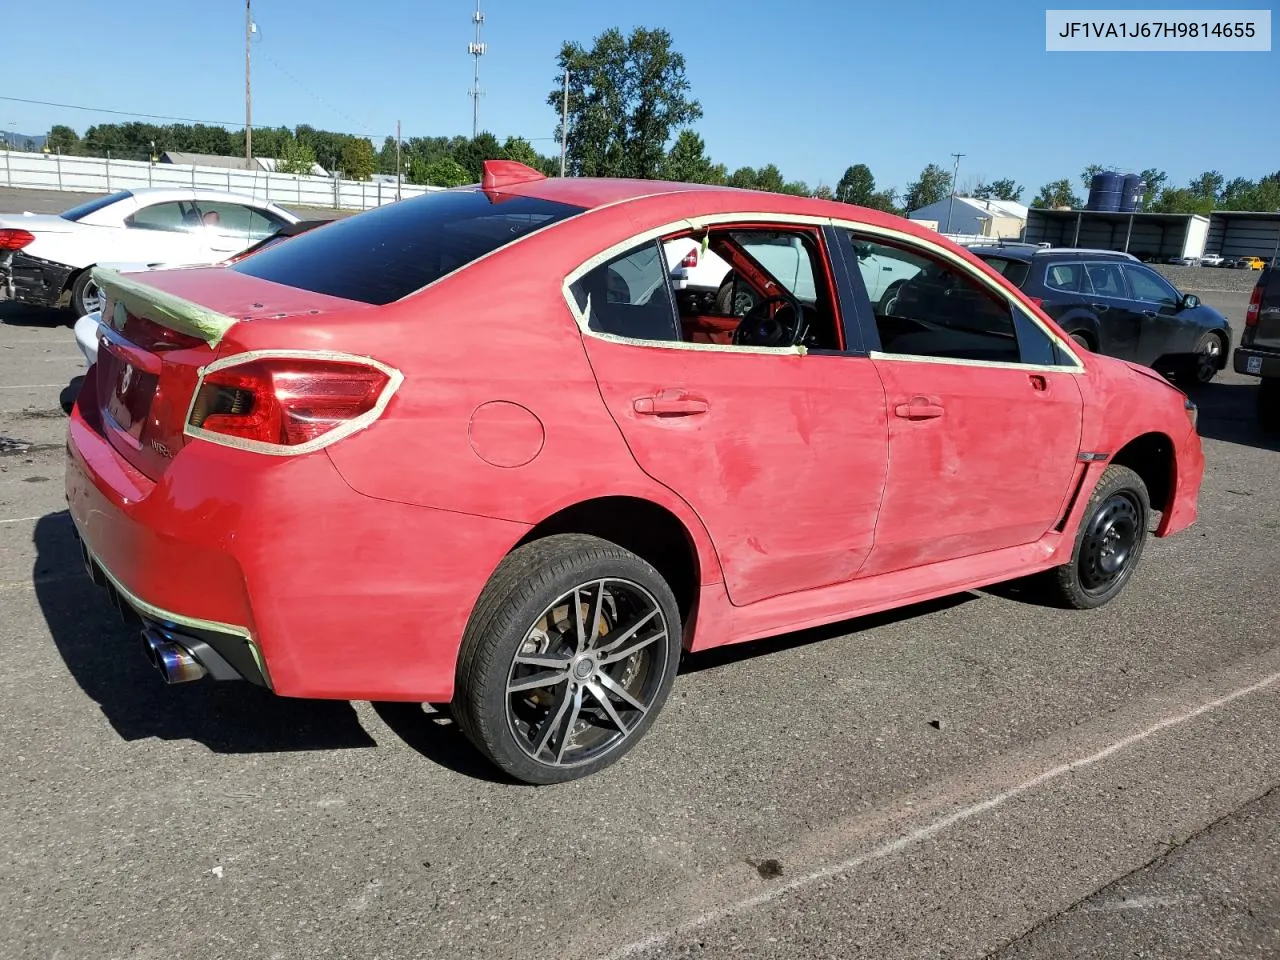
(0, 149, 435, 211)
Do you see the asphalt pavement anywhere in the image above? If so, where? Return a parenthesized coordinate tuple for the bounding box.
(0, 250, 1276, 958)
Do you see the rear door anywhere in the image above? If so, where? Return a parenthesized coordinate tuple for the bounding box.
(1083, 260, 1141, 359)
(835, 228, 1084, 577)
(572, 225, 889, 607)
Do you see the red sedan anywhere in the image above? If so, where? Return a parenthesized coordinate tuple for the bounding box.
(66, 161, 1204, 783)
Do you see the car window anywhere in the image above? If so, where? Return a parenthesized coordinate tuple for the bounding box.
(232, 190, 583, 305)
(570, 242, 681, 342)
(975, 256, 1030, 287)
(195, 202, 286, 241)
(60, 190, 133, 222)
(1123, 264, 1179, 306)
(730, 232, 817, 302)
(126, 201, 202, 232)
(1044, 262, 1091, 294)
(852, 235, 1023, 364)
(1084, 262, 1128, 299)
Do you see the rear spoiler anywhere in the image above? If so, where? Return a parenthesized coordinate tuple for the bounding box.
(92, 267, 238, 347)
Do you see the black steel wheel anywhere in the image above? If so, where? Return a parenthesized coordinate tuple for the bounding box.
(1046, 464, 1150, 609)
(454, 534, 681, 784)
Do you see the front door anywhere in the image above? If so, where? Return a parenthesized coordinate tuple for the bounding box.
(837, 229, 1084, 577)
(569, 231, 889, 607)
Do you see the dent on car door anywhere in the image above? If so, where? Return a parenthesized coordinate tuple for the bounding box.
(837, 228, 1084, 576)
(570, 228, 889, 606)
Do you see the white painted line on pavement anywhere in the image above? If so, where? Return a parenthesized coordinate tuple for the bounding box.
(0, 514, 69, 525)
(0, 574, 79, 590)
(0, 384, 64, 389)
(604, 668, 1280, 959)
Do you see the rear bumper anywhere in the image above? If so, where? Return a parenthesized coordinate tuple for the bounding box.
(1233, 346, 1280, 379)
(0, 251, 74, 307)
(66, 371, 528, 702)
(74, 311, 101, 367)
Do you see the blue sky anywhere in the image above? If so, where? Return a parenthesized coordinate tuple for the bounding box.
(4, 0, 1277, 200)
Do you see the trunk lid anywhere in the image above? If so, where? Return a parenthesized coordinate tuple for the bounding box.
(0, 213, 81, 234)
(91, 266, 370, 480)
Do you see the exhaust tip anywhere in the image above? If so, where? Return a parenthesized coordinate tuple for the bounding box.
(142, 630, 207, 684)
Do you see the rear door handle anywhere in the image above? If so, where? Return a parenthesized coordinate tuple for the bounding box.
(634, 392, 709, 417)
(1090, 303, 1111, 313)
(894, 396, 944, 420)
(1141, 309, 1157, 318)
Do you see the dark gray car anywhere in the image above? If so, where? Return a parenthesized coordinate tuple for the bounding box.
(1233, 265, 1280, 431)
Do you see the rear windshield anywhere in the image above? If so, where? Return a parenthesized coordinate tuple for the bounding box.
(975, 255, 1031, 287)
(61, 190, 133, 222)
(230, 190, 584, 305)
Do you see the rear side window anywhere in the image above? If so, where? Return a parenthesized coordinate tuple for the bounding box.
(231, 190, 583, 305)
(1044, 262, 1090, 294)
(976, 256, 1030, 287)
(570, 242, 681, 342)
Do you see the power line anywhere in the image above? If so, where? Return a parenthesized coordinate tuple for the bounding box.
(0, 94, 246, 128)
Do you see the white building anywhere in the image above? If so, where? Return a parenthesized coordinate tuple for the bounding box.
(908, 196, 1028, 239)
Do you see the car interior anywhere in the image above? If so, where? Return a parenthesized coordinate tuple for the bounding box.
(852, 236, 1022, 364)
(575, 226, 843, 351)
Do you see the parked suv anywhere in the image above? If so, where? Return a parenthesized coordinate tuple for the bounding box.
(969, 246, 1232, 386)
(1234, 266, 1280, 432)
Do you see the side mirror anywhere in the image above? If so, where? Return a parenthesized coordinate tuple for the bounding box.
(1180, 293, 1200, 309)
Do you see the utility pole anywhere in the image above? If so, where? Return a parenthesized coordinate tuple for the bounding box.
(468, 1, 486, 138)
(945, 152, 965, 232)
(559, 69, 570, 177)
(395, 119, 402, 201)
(244, 0, 253, 165)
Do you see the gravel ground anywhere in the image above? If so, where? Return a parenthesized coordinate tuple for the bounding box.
(0, 259, 1276, 958)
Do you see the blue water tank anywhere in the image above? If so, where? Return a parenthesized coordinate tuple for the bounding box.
(1087, 172, 1123, 212)
(1120, 174, 1146, 213)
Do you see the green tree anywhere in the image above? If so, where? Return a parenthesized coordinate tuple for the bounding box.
(1079, 163, 1105, 190)
(903, 163, 952, 211)
(972, 177, 1023, 202)
(340, 137, 376, 180)
(753, 164, 785, 194)
(416, 156, 471, 187)
(1033, 179, 1082, 208)
(549, 26, 701, 179)
(812, 184, 833, 201)
(276, 137, 318, 175)
(45, 125, 81, 155)
(727, 166, 758, 189)
(781, 180, 810, 196)
(835, 164, 876, 205)
(865, 190, 900, 214)
(454, 132, 503, 181)
(1150, 187, 1212, 216)
(502, 135, 542, 169)
(1189, 170, 1224, 204)
(659, 130, 724, 184)
(1138, 168, 1167, 209)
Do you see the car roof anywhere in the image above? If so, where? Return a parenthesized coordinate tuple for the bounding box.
(969, 246, 1139, 262)
(99, 186, 289, 210)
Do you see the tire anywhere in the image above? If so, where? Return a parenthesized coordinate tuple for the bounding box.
(1259, 377, 1280, 435)
(715, 277, 758, 317)
(877, 280, 905, 316)
(69, 269, 99, 318)
(1068, 331, 1093, 351)
(1045, 464, 1150, 610)
(1177, 330, 1226, 387)
(453, 534, 682, 785)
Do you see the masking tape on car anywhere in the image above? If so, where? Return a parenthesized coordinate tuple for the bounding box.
(92, 267, 239, 347)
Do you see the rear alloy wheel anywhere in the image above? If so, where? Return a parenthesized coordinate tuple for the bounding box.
(69, 269, 100, 319)
(454, 534, 681, 784)
(1046, 464, 1150, 610)
(1259, 378, 1280, 434)
(1183, 331, 1225, 386)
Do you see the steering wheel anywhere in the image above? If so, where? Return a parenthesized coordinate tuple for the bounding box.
(732, 294, 808, 348)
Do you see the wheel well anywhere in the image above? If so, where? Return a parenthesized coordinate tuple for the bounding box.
(516, 497, 701, 621)
(1067, 326, 1095, 350)
(1111, 432, 1174, 514)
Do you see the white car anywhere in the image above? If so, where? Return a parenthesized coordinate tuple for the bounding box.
(0, 188, 298, 316)
(1199, 252, 1225, 267)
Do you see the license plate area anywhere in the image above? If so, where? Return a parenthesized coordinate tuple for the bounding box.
(97, 347, 158, 446)
(1246, 356, 1263, 375)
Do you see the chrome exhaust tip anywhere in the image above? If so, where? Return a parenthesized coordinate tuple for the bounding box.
(142, 629, 208, 684)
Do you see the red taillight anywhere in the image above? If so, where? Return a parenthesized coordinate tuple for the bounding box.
(188, 357, 393, 448)
(0, 229, 35, 252)
(1245, 283, 1262, 327)
(681, 247, 699, 268)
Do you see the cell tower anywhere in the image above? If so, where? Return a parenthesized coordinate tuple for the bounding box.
(468, 1, 486, 138)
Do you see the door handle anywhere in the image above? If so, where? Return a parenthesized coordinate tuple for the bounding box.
(1090, 303, 1110, 313)
(634, 392, 709, 417)
(1141, 309, 1157, 318)
(894, 396, 944, 420)
(1029, 374, 1048, 392)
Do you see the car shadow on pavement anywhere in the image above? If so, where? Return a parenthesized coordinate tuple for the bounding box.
(680, 594, 977, 674)
(1192, 380, 1280, 453)
(0, 303, 75, 327)
(33, 513, 377, 753)
(370, 702, 514, 783)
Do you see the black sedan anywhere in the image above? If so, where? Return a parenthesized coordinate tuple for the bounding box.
(970, 246, 1232, 386)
